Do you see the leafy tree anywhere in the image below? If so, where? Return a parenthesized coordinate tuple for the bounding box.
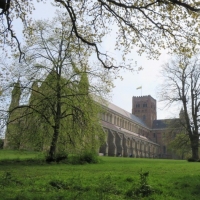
(159, 55, 200, 160)
(161, 110, 192, 159)
(1, 0, 200, 66)
(168, 132, 191, 159)
(5, 16, 111, 161)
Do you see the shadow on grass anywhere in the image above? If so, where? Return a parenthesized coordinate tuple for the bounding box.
(0, 155, 102, 166)
(0, 158, 46, 166)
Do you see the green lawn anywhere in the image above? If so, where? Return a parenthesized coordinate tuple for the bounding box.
(0, 150, 200, 199)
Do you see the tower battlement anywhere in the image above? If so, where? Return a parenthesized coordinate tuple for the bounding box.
(132, 95, 156, 101)
(133, 95, 151, 98)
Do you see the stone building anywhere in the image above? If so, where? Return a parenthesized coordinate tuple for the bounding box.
(100, 95, 179, 158)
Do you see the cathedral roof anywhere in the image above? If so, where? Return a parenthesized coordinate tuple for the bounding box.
(152, 120, 167, 129)
(152, 118, 180, 129)
(104, 101, 149, 129)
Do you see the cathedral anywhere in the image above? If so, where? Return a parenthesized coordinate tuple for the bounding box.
(100, 95, 179, 158)
(3, 84, 180, 158)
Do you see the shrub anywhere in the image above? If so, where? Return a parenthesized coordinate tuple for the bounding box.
(55, 153, 68, 163)
(79, 151, 99, 164)
(187, 158, 197, 162)
(125, 170, 154, 198)
(68, 151, 100, 165)
(134, 170, 154, 197)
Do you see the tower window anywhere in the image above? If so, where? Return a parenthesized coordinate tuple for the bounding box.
(143, 103, 147, 107)
(136, 104, 140, 108)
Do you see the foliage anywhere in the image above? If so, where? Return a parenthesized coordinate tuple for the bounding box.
(187, 157, 197, 162)
(168, 133, 192, 159)
(126, 170, 154, 198)
(1, 1, 200, 66)
(135, 170, 154, 197)
(163, 119, 192, 159)
(78, 151, 100, 164)
(4, 15, 112, 161)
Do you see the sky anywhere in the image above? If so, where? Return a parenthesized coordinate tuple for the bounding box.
(110, 54, 174, 120)
(1, 1, 180, 121)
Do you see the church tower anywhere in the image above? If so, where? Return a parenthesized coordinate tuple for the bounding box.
(132, 95, 157, 128)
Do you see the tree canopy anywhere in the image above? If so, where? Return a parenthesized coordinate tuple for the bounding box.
(1, 0, 200, 67)
(4, 15, 112, 161)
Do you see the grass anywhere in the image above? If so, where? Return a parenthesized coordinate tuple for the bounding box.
(0, 150, 200, 199)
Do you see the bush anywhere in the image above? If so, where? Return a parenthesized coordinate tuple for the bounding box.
(55, 153, 68, 163)
(187, 157, 197, 162)
(68, 151, 100, 165)
(125, 170, 154, 198)
(79, 151, 99, 164)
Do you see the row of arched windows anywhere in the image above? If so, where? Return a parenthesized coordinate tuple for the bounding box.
(101, 111, 149, 135)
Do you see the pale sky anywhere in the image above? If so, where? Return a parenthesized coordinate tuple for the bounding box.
(110, 55, 179, 120)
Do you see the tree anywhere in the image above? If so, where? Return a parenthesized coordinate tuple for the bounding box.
(159, 55, 200, 160)
(1, 0, 200, 66)
(5, 16, 112, 161)
(168, 132, 191, 159)
(162, 116, 192, 159)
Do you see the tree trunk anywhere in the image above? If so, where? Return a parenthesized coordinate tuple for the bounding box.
(47, 125, 60, 162)
(190, 135, 199, 160)
(46, 70, 61, 162)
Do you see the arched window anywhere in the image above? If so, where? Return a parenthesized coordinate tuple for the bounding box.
(110, 114, 112, 123)
(127, 139, 130, 146)
(114, 116, 116, 125)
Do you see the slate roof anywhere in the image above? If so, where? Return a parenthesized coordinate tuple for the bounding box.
(103, 101, 149, 129)
(152, 120, 167, 129)
(152, 119, 180, 129)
